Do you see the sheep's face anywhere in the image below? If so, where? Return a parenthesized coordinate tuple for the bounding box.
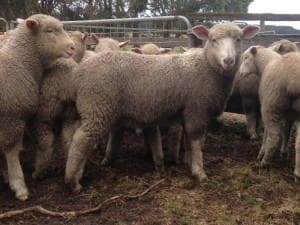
(239, 46, 259, 77)
(68, 31, 88, 63)
(192, 23, 260, 73)
(21, 14, 75, 65)
(269, 39, 298, 55)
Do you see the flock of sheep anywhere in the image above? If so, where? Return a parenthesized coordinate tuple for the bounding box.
(0, 13, 298, 203)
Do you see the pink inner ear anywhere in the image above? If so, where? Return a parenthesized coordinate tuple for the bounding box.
(131, 47, 142, 54)
(82, 32, 88, 41)
(242, 25, 260, 39)
(192, 25, 209, 40)
(91, 34, 99, 44)
(26, 20, 37, 30)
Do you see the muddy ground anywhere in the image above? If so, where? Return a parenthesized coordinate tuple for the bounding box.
(0, 113, 299, 225)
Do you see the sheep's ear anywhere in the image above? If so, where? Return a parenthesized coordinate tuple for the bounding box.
(82, 32, 88, 41)
(159, 48, 172, 54)
(119, 40, 130, 48)
(26, 19, 39, 31)
(16, 18, 24, 24)
(192, 25, 209, 40)
(131, 47, 142, 54)
(250, 46, 257, 55)
(91, 33, 99, 44)
(242, 25, 260, 39)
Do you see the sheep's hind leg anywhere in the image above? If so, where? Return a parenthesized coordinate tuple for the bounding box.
(32, 123, 55, 180)
(101, 128, 124, 166)
(261, 122, 281, 167)
(167, 124, 183, 164)
(5, 139, 29, 201)
(294, 125, 300, 184)
(143, 126, 165, 173)
(65, 124, 99, 192)
(280, 119, 293, 159)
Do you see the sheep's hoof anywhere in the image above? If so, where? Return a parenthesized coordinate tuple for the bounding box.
(65, 179, 82, 192)
(154, 164, 165, 174)
(16, 189, 29, 201)
(260, 159, 271, 168)
(257, 152, 264, 161)
(250, 133, 258, 140)
(280, 151, 289, 160)
(100, 158, 111, 167)
(192, 173, 208, 185)
(32, 170, 47, 180)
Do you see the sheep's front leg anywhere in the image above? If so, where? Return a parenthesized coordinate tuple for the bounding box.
(143, 126, 164, 173)
(5, 139, 29, 201)
(261, 122, 281, 167)
(185, 133, 207, 184)
(101, 128, 124, 166)
(32, 122, 55, 180)
(257, 129, 267, 160)
(294, 125, 300, 184)
(167, 124, 183, 164)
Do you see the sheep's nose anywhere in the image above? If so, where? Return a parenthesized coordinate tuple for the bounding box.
(223, 57, 234, 66)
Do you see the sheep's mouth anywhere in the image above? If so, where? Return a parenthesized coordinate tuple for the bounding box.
(63, 50, 74, 58)
(221, 64, 235, 71)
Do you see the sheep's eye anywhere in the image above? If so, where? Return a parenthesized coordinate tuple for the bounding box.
(212, 38, 217, 43)
(46, 28, 53, 33)
(236, 38, 241, 42)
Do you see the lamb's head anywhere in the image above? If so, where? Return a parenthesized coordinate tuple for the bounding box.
(131, 43, 171, 55)
(91, 34, 130, 52)
(268, 39, 298, 55)
(68, 31, 88, 63)
(239, 45, 281, 77)
(239, 46, 261, 77)
(192, 22, 260, 74)
(17, 14, 75, 65)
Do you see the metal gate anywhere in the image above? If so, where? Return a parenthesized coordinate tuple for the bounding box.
(62, 16, 193, 48)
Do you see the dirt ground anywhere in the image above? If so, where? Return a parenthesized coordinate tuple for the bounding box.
(0, 113, 299, 225)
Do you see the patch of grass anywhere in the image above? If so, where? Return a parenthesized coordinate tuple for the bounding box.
(166, 202, 194, 225)
(121, 44, 133, 51)
(218, 214, 237, 225)
(91, 190, 105, 199)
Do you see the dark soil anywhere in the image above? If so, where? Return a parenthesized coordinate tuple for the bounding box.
(0, 113, 299, 225)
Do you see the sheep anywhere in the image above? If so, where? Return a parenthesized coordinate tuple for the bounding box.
(0, 14, 74, 201)
(92, 34, 130, 53)
(102, 42, 176, 167)
(81, 35, 129, 61)
(32, 31, 88, 180)
(131, 43, 171, 55)
(245, 47, 300, 183)
(238, 46, 283, 156)
(33, 32, 131, 179)
(63, 22, 259, 191)
(227, 39, 298, 140)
